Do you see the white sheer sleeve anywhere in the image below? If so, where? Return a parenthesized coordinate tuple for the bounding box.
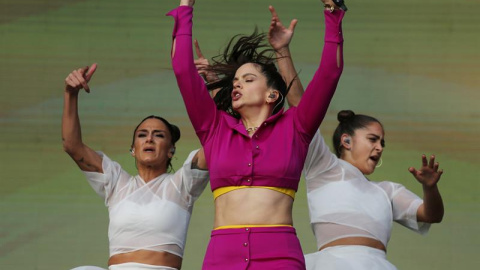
(378, 181, 431, 234)
(169, 149, 209, 207)
(304, 130, 343, 191)
(82, 152, 126, 206)
(304, 130, 336, 178)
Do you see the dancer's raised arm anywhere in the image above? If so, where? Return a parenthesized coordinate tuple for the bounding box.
(62, 63, 102, 173)
(268, 5, 304, 108)
(168, 0, 218, 144)
(409, 154, 444, 223)
(294, 2, 345, 138)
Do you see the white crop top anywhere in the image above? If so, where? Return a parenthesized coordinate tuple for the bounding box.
(303, 131, 430, 249)
(82, 150, 209, 258)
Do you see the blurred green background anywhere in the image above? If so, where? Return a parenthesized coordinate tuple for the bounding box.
(1, 0, 479, 269)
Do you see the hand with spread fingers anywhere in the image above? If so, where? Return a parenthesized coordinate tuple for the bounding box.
(409, 154, 444, 188)
(267, 5, 304, 107)
(268, 5, 298, 52)
(410, 154, 445, 224)
(64, 63, 97, 94)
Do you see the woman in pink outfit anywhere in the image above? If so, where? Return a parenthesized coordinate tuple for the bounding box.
(169, 0, 345, 269)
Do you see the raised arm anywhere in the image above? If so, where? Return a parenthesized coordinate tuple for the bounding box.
(409, 154, 445, 223)
(62, 64, 103, 173)
(294, 2, 344, 138)
(267, 5, 304, 108)
(168, 0, 218, 144)
(191, 148, 208, 170)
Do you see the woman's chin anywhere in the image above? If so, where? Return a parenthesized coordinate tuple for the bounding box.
(138, 158, 162, 167)
(231, 102, 241, 111)
(360, 164, 376, 175)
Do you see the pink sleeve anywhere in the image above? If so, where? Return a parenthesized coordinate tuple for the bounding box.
(295, 10, 345, 140)
(167, 6, 218, 144)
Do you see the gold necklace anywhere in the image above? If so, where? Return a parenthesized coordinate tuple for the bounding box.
(246, 127, 259, 133)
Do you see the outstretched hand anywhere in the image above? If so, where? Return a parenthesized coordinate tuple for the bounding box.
(408, 154, 444, 188)
(268, 6, 297, 51)
(64, 63, 97, 94)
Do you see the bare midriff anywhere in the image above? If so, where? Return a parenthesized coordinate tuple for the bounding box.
(214, 187, 294, 228)
(320, 237, 386, 252)
(108, 250, 182, 269)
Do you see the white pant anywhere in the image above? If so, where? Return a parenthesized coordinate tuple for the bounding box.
(109, 263, 177, 270)
(305, 245, 397, 270)
(71, 263, 177, 270)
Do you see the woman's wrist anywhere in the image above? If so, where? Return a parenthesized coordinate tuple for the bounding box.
(64, 89, 79, 97)
(180, 0, 194, 7)
(275, 46, 291, 56)
(422, 182, 439, 191)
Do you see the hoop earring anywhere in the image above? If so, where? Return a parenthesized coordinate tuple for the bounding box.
(376, 158, 383, 168)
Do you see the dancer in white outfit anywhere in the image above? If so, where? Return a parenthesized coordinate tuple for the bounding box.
(269, 2, 445, 267)
(302, 111, 444, 269)
(62, 64, 209, 270)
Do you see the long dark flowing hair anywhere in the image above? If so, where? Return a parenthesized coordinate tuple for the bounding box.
(205, 29, 292, 118)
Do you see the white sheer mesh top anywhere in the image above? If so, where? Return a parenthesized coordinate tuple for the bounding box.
(82, 149, 209, 258)
(304, 131, 430, 249)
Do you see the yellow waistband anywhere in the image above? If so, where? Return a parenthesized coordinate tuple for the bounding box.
(215, 224, 293, 230)
(213, 186, 296, 200)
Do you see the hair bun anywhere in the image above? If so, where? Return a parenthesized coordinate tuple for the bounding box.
(170, 124, 181, 144)
(337, 110, 355, 123)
